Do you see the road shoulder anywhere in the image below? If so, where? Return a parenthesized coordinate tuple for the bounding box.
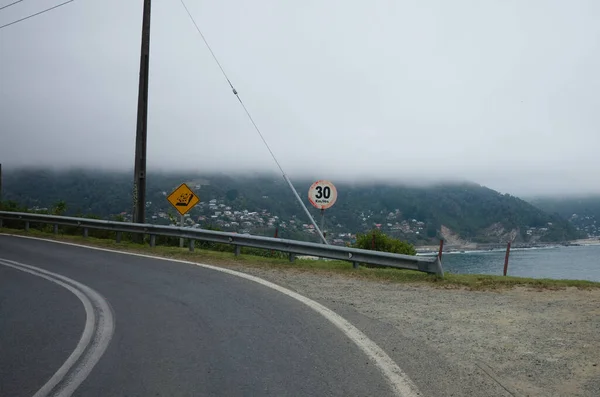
(221, 264, 600, 397)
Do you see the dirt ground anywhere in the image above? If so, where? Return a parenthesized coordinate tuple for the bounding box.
(222, 265, 600, 397)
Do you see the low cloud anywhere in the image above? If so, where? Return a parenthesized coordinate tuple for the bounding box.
(1, 0, 599, 197)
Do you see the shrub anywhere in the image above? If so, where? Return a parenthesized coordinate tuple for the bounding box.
(0, 200, 28, 212)
(353, 229, 416, 256)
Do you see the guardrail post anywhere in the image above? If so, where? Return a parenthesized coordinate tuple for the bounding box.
(150, 235, 156, 247)
(289, 253, 296, 263)
(352, 261, 359, 269)
(25, 221, 29, 232)
(53, 224, 58, 234)
(116, 231, 122, 243)
(234, 245, 241, 257)
(83, 228, 89, 238)
(189, 239, 195, 252)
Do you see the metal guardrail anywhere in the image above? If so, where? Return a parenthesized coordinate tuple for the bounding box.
(0, 211, 444, 276)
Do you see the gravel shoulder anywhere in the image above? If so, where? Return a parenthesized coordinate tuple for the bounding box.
(222, 264, 600, 397)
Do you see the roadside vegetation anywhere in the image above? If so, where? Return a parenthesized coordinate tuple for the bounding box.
(353, 228, 417, 255)
(1, 224, 598, 291)
(1, 200, 419, 259)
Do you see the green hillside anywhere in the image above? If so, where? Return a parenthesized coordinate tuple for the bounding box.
(530, 196, 600, 238)
(1, 168, 581, 244)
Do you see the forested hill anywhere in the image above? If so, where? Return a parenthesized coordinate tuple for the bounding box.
(1, 168, 581, 244)
(529, 196, 600, 238)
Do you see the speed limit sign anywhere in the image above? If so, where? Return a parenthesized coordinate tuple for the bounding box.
(308, 180, 337, 210)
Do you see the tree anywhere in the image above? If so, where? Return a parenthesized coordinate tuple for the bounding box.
(52, 200, 67, 215)
(0, 200, 27, 212)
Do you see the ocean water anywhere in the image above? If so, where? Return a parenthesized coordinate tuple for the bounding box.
(435, 245, 600, 282)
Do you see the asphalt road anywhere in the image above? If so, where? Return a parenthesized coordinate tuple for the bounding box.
(0, 235, 402, 397)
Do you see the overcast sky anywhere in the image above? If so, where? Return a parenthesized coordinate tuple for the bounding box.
(1, 0, 599, 196)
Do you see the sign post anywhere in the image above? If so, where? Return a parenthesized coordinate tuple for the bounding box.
(308, 180, 338, 244)
(320, 208, 325, 238)
(166, 183, 200, 248)
(180, 214, 185, 247)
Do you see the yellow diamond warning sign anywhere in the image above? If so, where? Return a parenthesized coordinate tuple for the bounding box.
(167, 183, 200, 216)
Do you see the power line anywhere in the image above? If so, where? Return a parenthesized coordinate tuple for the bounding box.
(0, 0, 73, 30)
(177, 0, 285, 174)
(0, 0, 24, 12)
(177, 0, 329, 244)
(178, 1, 233, 90)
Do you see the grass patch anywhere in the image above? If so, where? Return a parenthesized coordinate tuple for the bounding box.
(2, 227, 599, 291)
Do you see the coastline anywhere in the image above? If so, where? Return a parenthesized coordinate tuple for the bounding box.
(415, 237, 600, 255)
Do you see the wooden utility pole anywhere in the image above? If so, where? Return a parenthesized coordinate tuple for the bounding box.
(132, 0, 151, 225)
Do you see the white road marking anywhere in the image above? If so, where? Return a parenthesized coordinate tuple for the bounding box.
(0, 257, 115, 397)
(1, 233, 421, 397)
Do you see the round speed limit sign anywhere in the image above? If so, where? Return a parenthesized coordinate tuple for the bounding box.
(308, 180, 337, 210)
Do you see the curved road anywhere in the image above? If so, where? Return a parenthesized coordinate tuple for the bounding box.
(0, 235, 409, 397)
